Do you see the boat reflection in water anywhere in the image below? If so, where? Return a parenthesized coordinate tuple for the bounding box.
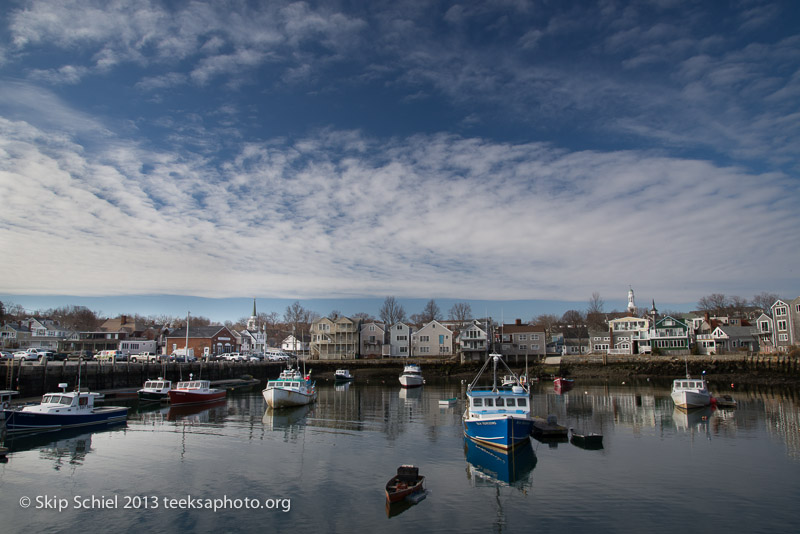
(672, 405, 714, 434)
(464, 437, 537, 490)
(261, 404, 313, 430)
(1, 425, 124, 470)
(166, 399, 227, 422)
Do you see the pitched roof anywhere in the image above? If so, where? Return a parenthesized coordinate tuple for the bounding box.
(166, 325, 232, 339)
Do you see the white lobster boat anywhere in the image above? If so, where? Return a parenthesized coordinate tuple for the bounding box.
(399, 364, 424, 388)
(263, 368, 317, 409)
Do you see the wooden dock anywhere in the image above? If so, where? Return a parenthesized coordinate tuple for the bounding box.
(531, 416, 568, 438)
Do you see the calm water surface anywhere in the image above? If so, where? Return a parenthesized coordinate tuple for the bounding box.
(1, 378, 799, 533)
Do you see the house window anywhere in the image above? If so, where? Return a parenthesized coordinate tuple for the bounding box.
(518, 334, 528, 341)
(439, 335, 445, 344)
(779, 334, 788, 341)
(760, 321, 770, 332)
(531, 334, 539, 340)
(531, 344, 539, 350)
(519, 344, 527, 351)
(778, 320, 788, 331)
(420, 336, 430, 342)
(776, 307, 787, 316)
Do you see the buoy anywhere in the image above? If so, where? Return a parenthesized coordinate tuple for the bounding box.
(730, 383, 735, 389)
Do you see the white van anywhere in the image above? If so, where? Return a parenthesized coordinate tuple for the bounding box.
(96, 350, 126, 362)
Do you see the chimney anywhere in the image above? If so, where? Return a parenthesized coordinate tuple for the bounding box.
(121, 315, 127, 325)
(515, 318, 522, 326)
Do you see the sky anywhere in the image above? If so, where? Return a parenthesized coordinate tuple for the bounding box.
(1, 0, 799, 324)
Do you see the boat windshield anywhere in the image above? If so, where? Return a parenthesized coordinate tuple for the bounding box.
(43, 394, 72, 405)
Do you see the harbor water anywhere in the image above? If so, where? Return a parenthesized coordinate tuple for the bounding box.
(1, 379, 799, 533)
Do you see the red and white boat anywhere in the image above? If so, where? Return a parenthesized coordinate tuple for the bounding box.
(167, 380, 226, 406)
(554, 377, 574, 394)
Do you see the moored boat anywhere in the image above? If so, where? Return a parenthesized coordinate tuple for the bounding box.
(334, 369, 354, 381)
(167, 380, 226, 406)
(671, 376, 711, 409)
(263, 368, 317, 408)
(2, 383, 128, 434)
(399, 364, 424, 388)
(554, 377, 574, 393)
(570, 429, 604, 450)
(463, 354, 534, 450)
(137, 378, 172, 403)
(385, 465, 425, 503)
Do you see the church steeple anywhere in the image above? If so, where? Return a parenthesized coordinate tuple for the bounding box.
(247, 298, 257, 331)
(627, 286, 637, 315)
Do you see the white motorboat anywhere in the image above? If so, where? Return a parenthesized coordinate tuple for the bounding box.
(263, 368, 317, 408)
(137, 378, 172, 403)
(399, 364, 424, 388)
(671, 377, 711, 409)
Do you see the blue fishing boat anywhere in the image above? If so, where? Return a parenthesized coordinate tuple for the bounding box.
(463, 354, 534, 450)
(2, 383, 128, 434)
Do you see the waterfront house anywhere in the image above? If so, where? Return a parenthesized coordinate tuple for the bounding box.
(651, 316, 691, 355)
(456, 321, 488, 362)
(608, 316, 651, 355)
(310, 316, 358, 360)
(281, 334, 310, 356)
(497, 319, 546, 363)
(165, 325, 239, 359)
(388, 322, 412, 358)
(771, 298, 800, 352)
(359, 321, 386, 359)
(0, 322, 31, 350)
(711, 325, 759, 353)
(754, 313, 775, 353)
(412, 320, 453, 358)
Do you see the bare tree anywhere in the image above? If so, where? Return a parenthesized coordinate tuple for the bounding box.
(533, 314, 560, 341)
(586, 292, 606, 329)
(448, 302, 473, 324)
(561, 310, 586, 326)
(380, 296, 407, 325)
(419, 299, 442, 323)
(728, 295, 750, 317)
(284, 301, 310, 325)
(352, 312, 374, 322)
(697, 293, 730, 314)
(752, 292, 780, 313)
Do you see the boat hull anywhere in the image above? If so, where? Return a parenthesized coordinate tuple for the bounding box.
(671, 390, 711, 409)
(399, 375, 424, 388)
(138, 391, 170, 402)
(263, 387, 317, 409)
(463, 416, 534, 450)
(167, 390, 226, 406)
(2, 407, 128, 434)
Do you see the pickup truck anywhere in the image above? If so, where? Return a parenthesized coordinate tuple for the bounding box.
(129, 352, 164, 363)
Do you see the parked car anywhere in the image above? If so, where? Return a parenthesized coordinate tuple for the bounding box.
(68, 350, 95, 361)
(51, 352, 69, 361)
(170, 354, 197, 363)
(129, 352, 164, 363)
(224, 353, 246, 362)
(0, 350, 13, 361)
(14, 348, 44, 361)
(248, 354, 264, 362)
(267, 351, 291, 361)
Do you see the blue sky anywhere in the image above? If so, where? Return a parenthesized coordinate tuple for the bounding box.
(1, 0, 799, 323)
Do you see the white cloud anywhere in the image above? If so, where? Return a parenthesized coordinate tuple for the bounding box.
(0, 96, 797, 303)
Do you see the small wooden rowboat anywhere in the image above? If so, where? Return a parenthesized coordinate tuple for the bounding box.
(385, 465, 425, 503)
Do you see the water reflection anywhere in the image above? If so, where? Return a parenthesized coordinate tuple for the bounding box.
(464, 438, 537, 491)
(1, 424, 125, 470)
(262, 405, 312, 430)
(167, 399, 227, 422)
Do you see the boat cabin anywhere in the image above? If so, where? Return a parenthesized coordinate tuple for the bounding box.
(175, 380, 211, 390)
(672, 379, 707, 391)
(467, 387, 530, 418)
(142, 380, 171, 391)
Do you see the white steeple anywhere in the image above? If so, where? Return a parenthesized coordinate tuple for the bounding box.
(247, 298, 257, 331)
(627, 286, 637, 315)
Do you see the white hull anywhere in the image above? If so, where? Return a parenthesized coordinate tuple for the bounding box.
(671, 390, 711, 409)
(263, 387, 317, 408)
(399, 375, 424, 388)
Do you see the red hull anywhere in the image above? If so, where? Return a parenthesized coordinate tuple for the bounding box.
(168, 389, 226, 406)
